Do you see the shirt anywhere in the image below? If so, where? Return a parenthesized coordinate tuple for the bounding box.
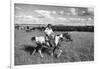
(44, 28, 53, 36)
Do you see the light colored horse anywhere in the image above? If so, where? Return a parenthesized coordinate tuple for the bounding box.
(31, 36, 47, 58)
(50, 34, 63, 58)
(31, 36, 53, 57)
(51, 33, 73, 58)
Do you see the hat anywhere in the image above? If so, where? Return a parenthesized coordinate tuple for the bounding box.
(47, 24, 52, 27)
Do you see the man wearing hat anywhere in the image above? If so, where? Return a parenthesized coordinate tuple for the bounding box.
(44, 24, 55, 47)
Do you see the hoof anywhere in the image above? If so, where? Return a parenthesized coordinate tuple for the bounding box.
(41, 56, 44, 58)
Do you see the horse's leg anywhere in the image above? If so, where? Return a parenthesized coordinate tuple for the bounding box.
(38, 49, 44, 58)
(57, 49, 62, 58)
(51, 47, 54, 56)
(46, 42, 50, 46)
(50, 38, 56, 56)
(32, 49, 36, 55)
(52, 47, 56, 55)
(51, 52, 53, 56)
(50, 46, 56, 56)
(36, 43, 43, 58)
(38, 46, 44, 58)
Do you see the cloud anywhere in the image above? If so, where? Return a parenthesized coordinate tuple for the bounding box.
(34, 10, 55, 20)
(87, 8, 94, 13)
(51, 11, 56, 14)
(34, 10, 68, 23)
(15, 14, 40, 23)
(15, 15, 33, 20)
(60, 11, 64, 15)
(57, 17, 66, 21)
(23, 15, 33, 19)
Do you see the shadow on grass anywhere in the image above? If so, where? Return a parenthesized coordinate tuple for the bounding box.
(20, 45, 36, 55)
(20, 44, 52, 55)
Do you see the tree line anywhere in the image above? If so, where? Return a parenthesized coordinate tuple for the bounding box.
(15, 24, 94, 32)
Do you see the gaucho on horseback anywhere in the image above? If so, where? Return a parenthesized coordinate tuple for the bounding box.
(44, 24, 55, 47)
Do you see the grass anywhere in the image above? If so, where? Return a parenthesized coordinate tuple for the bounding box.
(14, 30, 94, 65)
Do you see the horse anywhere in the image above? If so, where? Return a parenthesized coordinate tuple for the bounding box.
(31, 32, 73, 58)
(31, 36, 50, 58)
(50, 33, 73, 58)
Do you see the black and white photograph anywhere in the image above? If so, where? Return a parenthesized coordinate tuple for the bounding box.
(14, 3, 94, 66)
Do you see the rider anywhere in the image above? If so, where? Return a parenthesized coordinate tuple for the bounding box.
(44, 24, 55, 47)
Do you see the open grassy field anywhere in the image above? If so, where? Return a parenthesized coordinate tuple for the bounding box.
(14, 29, 94, 65)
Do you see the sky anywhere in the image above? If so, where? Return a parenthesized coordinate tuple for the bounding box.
(14, 3, 94, 26)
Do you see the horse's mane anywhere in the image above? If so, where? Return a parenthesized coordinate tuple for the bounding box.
(56, 34, 61, 36)
(63, 33, 69, 37)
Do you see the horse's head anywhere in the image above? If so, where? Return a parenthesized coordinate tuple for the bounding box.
(62, 33, 73, 42)
(31, 37, 35, 41)
(57, 34, 64, 41)
(57, 33, 73, 42)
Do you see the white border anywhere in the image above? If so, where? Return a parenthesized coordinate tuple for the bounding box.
(11, 0, 95, 69)
(12, 0, 95, 8)
(11, 0, 14, 68)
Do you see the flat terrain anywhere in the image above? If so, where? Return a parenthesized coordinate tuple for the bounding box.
(14, 29, 94, 65)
